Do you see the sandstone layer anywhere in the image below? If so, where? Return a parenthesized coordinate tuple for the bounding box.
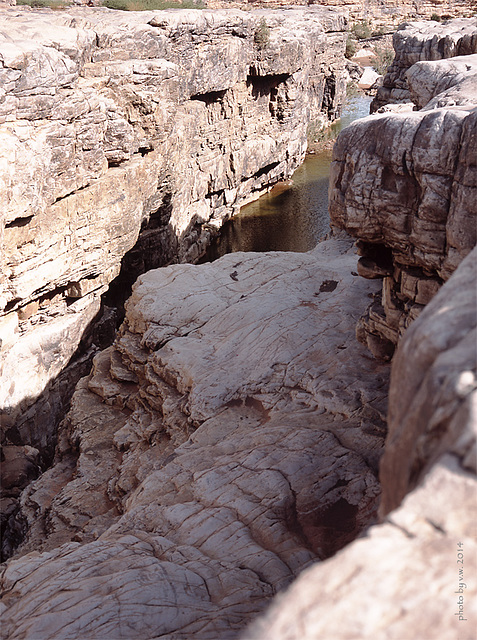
(209, 0, 476, 31)
(0, 236, 390, 637)
(246, 246, 477, 640)
(330, 18, 477, 360)
(0, 6, 348, 475)
(371, 18, 477, 111)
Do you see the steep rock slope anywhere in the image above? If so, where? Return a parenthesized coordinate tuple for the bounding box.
(246, 247, 477, 640)
(329, 18, 477, 359)
(0, 236, 390, 637)
(0, 6, 347, 462)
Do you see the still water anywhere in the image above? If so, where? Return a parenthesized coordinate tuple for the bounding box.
(203, 95, 372, 260)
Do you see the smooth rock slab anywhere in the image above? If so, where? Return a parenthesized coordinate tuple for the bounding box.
(0, 237, 390, 639)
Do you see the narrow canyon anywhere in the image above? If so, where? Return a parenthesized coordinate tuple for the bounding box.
(0, 3, 476, 639)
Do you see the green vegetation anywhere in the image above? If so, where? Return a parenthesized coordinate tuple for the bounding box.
(17, 0, 68, 8)
(254, 17, 270, 50)
(430, 13, 442, 22)
(345, 35, 357, 60)
(103, 0, 204, 10)
(351, 19, 372, 40)
(306, 119, 337, 148)
(373, 43, 394, 75)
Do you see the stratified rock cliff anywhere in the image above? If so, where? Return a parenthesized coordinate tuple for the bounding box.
(0, 236, 390, 637)
(210, 0, 475, 29)
(1, 13, 476, 640)
(330, 18, 477, 359)
(371, 18, 477, 111)
(0, 6, 347, 469)
(246, 247, 477, 640)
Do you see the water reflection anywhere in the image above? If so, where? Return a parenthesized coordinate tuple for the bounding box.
(202, 95, 372, 261)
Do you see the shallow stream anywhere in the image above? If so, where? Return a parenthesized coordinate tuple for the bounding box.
(203, 94, 372, 260)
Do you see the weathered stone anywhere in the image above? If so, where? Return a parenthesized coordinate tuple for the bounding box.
(380, 247, 477, 514)
(407, 53, 477, 109)
(371, 18, 477, 111)
(244, 245, 477, 640)
(330, 19, 477, 354)
(0, 6, 348, 466)
(245, 456, 477, 640)
(0, 236, 390, 638)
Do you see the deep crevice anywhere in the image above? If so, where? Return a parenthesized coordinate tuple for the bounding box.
(5, 215, 34, 229)
(190, 89, 227, 105)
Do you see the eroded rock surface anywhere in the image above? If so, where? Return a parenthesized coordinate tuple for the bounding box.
(0, 5, 348, 478)
(0, 236, 390, 638)
(245, 246, 477, 640)
(371, 18, 477, 111)
(330, 18, 477, 360)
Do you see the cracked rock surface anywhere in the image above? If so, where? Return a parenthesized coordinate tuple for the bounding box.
(0, 5, 348, 462)
(246, 247, 477, 640)
(330, 18, 477, 360)
(0, 236, 390, 639)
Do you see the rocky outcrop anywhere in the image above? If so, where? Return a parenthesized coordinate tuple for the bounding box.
(329, 18, 477, 360)
(0, 235, 390, 637)
(379, 247, 477, 513)
(371, 18, 477, 111)
(247, 458, 477, 640)
(245, 246, 477, 640)
(0, 6, 348, 473)
(211, 0, 475, 31)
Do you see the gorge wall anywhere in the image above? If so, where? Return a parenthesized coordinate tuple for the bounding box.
(0, 5, 348, 474)
(209, 0, 476, 30)
(1, 12, 476, 640)
(330, 18, 477, 360)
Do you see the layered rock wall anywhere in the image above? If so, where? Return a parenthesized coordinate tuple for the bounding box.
(330, 18, 477, 359)
(0, 237, 390, 635)
(0, 6, 348, 459)
(1, 15, 476, 640)
(211, 0, 476, 29)
(371, 18, 477, 110)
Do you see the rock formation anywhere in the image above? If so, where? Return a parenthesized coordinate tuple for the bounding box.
(246, 246, 477, 640)
(0, 5, 348, 506)
(330, 18, 477, 360)
(0, 236, 391, 637)
(371, 18, 477, 111)
(210, 0, 475, 31)
(1, 13, 476, 640)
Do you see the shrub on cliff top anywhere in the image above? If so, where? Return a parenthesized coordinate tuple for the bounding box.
(345, 35, 357, 60)
(373, 43, 394, 75)
(17, 0, 68, 8)
(351, 19, 372, 40)
(254, 17, 271, 50)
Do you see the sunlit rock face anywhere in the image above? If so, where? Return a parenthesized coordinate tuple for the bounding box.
(329, 18, 477, 360)
(0, 236, 390, 637)
(371, 18, 477, 111)
(0, 6, 348, 462)
(244, 250, 477, 640)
